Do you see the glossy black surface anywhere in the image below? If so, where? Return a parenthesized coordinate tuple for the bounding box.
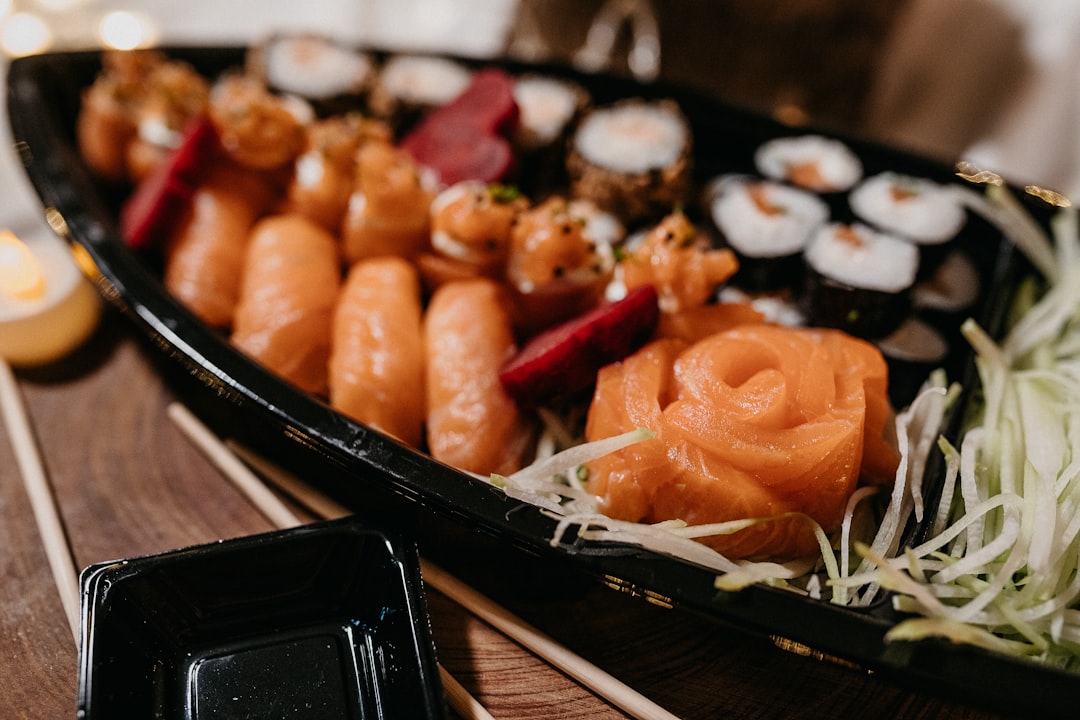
(77, 517, 445, 719)
(7, 47, 1075, 718)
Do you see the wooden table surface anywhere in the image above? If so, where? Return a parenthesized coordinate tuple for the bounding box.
(0, 305, 1026, 719)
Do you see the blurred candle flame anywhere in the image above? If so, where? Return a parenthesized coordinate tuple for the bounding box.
(99, 10, 158, 50)
(0, 231, 45, 300)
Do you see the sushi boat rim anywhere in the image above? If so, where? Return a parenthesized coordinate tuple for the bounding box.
(7, 46, 1075, 717)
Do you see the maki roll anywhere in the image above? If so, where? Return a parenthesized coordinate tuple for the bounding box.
(567, 99, 691, 225)
(511, 74, 590, 190)
(912, 248, 980, 314)
(512, 75, 590, 152)
(755, 134, 862, 193)
(367, 54, 473, 133)
(705, 174, 829, 291)
(849, 171, 967, 273)
(802, 222, 918, 339)
(247, 34, 375, 117)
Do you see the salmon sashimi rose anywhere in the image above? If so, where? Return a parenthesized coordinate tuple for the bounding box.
(584, 323, 899, 561)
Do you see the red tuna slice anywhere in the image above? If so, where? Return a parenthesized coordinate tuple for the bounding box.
(403, 123, 514, 187)
(421, 67, 519, 136)
(120, 113, 220, 250)
(499, 284, 660, 408)
(400, 68, 518, 186)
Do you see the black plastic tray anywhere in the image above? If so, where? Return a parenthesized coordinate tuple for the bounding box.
(77, 516, 445, 719)
(7, 47, 1075, 718)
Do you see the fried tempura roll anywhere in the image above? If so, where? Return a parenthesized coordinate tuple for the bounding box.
(163, 163, 272, 329)
(424, 279, 533, 476)
(231, 214, 341, 395)
(329, 257, 425, 447)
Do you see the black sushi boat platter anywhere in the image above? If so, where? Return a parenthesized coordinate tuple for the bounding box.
(6, 45, 1072, 718)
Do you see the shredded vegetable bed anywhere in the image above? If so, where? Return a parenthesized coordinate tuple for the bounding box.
(491, 336, 956, 605)
(492, 178, 1080, 669)
(852, 182, 1080, 668)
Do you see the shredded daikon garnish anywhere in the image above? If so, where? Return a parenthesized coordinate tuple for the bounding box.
(491, 362, 952, 602)
(852, 186, 1080, 668)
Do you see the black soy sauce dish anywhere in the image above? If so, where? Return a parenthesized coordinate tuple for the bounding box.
(76, 517, 446, 720)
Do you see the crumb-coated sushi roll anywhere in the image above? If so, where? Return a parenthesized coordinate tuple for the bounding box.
(802, 222, 918, 339)
(247, 34, 375, 117)
(705, 174, 829, 291)
(567, 99, 691, 224)
(367, 54, 473, 133)
(755, 134, 862, 193)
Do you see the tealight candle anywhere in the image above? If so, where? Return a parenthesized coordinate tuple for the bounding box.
(0, 229, 101, 366)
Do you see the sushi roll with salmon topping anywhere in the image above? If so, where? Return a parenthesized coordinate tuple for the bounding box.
(417, 181, 530, 289)
(802, 222, 918, 339)
(567, 99, 691, 224)
(247, 33, 375, 117)
(282, 114, 392, 233)
(755, 134, 862, 193)
(367, 54, 473, 133)
(341, 140, 438, 264)
(621, 211, 738, 314)
(506, 196, 619, 334)
(705, 174, 829, 291)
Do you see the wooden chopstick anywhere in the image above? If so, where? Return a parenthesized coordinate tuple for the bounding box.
(0, 359, 80, 643)
(167, 401, 684, 720)
(167, 402, 497, 720)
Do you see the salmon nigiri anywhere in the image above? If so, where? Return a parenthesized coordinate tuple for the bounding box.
(424, 279, 534, 476)
(163, 162, 275, 329)
(231, 214, 341, 395)
(329, 256, 425, 448)
(585, 323, 899, 561)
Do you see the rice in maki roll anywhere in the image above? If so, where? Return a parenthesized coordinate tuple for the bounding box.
(512, 74, 590, 190)
(755, 134, 862, 193)
(247, 34, 375, 117)
(567, 99, 691, 224)
(802, 222, 918, 339)
(705, 174, 829, 291)
(368, 54, 473, 133)
(849, 171, 967, 273)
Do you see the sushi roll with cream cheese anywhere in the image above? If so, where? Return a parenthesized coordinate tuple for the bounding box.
(705, 174, 829, 291)
(802, 222, 918, 339)
(755, 134, 862, 193)
(567, 99, 691, 224)
(247, 34, 375, 117)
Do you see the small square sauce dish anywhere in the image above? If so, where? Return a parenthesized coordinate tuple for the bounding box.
(76, 516, 446, 719)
